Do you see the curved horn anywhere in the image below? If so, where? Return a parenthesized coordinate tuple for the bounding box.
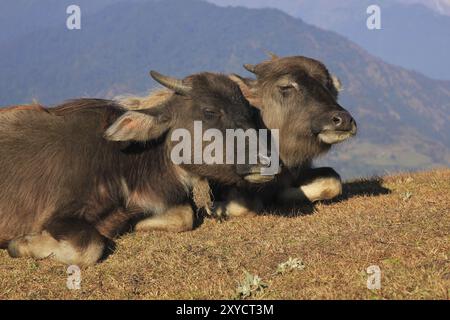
(149, 70, 192, 95)
(266, 51, 279, 60)
(243, 64, 257, 74)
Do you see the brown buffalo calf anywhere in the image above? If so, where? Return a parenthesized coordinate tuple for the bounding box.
(0, 71, 273, 265)
(119, 55, 357, 216)
(223, 54, 357, 212)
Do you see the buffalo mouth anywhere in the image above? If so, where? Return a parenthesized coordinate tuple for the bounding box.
(318, 125, 357, 145)
(240, 166, 277, 184)
(244, 173, 275, 184)
(237, 162, 278, 184)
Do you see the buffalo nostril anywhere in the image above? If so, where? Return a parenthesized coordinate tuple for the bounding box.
(332, 116, 342, 127)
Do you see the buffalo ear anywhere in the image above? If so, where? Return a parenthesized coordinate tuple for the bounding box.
(228, 74, 261, 107)
(229, 74, 257, 88)
(243, 64, 257, 74)
(331, 75, 343, 92)
(104, 110, 170, 142)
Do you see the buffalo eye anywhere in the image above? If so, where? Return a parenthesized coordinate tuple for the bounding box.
(202, 108, 221, 120)
(278, 83, 299, 94)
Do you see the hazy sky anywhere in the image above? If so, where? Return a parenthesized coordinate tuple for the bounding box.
(207, 0, 450, 16)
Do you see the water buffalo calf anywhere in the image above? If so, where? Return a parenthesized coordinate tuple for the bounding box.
(0, 71, 271, 265)
(222, 54, 357, 214)
(119, 54, 357, 216)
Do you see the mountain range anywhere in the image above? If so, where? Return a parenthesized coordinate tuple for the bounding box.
(0, 0, 449, 178)
(209, 0, 450, 80)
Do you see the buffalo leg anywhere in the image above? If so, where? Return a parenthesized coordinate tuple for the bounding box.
(134, 204, 194, 233)
(212, 188, 262, 219)
(278, 167, 342, 203)
(7, 218, 106, 266)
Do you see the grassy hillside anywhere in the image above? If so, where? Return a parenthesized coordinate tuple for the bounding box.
(1, 168, 448, 299)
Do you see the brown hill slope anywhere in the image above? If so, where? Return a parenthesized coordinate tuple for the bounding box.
(0, 168, 449, 299)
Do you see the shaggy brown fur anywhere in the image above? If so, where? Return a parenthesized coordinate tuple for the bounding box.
(119, 55, 356, 208)
(0, 72, 272, 265)
(119, 56, 355, 169)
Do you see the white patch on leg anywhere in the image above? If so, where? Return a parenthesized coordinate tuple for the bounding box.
(226, 200, 259, 218)
(219, 189, 262, 218)
(8, 231, 58, 260)
(135, 205, 194, 233)
(300, 177, 342, 202)
(8, 231, 104, 266)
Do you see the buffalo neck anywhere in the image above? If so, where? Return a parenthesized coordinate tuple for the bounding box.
(116, 138, 191, 207)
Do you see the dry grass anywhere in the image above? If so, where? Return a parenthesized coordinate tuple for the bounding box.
(0, 169, 449, 300)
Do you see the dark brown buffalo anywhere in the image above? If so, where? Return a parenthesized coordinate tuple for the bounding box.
(0, 71, 272, 265)
(240, 55, 356, 165)
(220, 54, 357, 215)
(120, 55, 357, 216)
